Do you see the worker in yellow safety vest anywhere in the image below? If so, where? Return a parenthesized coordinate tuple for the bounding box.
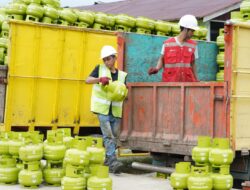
(86, 45, 127, 174)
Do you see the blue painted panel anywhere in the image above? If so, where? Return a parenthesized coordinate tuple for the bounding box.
(122, 33, 218, 82)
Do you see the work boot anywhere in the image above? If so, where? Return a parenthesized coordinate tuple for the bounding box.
(104, 155, 124, 174)
(109, 160, 124, 174)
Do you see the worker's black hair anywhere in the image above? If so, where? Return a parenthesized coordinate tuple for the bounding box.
(180, 26, 185, 31)
(180, 26, 194, 32)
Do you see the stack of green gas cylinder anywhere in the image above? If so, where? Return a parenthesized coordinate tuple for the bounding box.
(0, 132, 19, 184)
(170, 136, 234, 190)
(62, 135, 112, 190)
(18, 132, 44, 188)
(0, 0, 208, 36)
(239, 0, 250, 21)
(0, 13, 8, 65)
(216, 28, 225, 81)
(0, 0, 209, 66)
(43, 129, 67, 186)
(214, 0, 250, 82)
(0, 130, 112, 189)
(0, 131, 45, 187)
(227, 1, 250, 23)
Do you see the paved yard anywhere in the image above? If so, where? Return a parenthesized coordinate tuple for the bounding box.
(0, 172, 170, 190)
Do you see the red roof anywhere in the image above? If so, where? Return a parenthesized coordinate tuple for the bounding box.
(76, 0, 241, 21)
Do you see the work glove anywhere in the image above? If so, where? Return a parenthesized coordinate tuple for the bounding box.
(99, 77, 111, 86)
(148, 67, 159, 75)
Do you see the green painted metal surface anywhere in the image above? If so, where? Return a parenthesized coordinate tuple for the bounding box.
(122, 33, 218, 82)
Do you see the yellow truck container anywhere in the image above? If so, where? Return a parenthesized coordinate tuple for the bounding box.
(2, 21, 118, 134)
(227, 22, 250, 152)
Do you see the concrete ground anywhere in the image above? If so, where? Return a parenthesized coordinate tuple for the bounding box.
(0, 173, 171, 190)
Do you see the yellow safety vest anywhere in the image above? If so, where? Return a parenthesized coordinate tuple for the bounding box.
(91, 64, 127, 118)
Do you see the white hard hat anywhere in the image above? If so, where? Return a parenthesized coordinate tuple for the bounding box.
(178, 15, 199, 31)
(100, 45, 117, 59)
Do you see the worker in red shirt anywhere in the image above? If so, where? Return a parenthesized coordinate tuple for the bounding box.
(148, 15, 199, 82)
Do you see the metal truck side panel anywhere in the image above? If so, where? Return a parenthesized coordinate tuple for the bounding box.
(5, 21, 117, 133)
(121, 82, 227, 155)
(121, 33, 218, 82)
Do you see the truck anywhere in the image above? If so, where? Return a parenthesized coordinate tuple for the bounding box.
(1, 20, 249, 181)
(120, 21, 250, 181)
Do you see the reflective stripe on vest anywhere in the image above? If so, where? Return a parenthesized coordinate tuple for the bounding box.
(92, 96, 111, 105)
(112, 101, 123, 107)
(164, 63, 191, 68)
(164, 42, 196, 49)
(91, 64, 127, 118)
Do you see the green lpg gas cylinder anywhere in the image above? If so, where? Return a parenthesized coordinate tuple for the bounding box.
(9, 132, 26, 157)
(106, 14, 115, 29)
(171, 23, 180, 35)
(19, 161, 43, 187)
(0, 132, 9, 155)
(155, 20, 172, 35)
(216, 29, 225, 49)
(216, 71, 224, 81)
(1, 20, 9, 37)
(64, 148, 90, 166)
(94, 12, 109, 26)
(240, 0, 250, 14)
(61, 176, 86, 190)
(115, 14, 136, 28)
(0, 37, 8, 49)
(77, 10, 95, 26)
(105, 81, 128, 102)
(216, 52, 224, 66)
(41, 0, 60, 8)
(136, 16, 155, 30)
(193, 29, 200, 40)
(5, 2, 27, 15)
(87, 137, 105, 165)
(199, 27, 208, 40)
(0, 155, 18, 183)
(64, 138, 90, 166)
(0, 155, 16, 167)
(192, 136, 211, 164)
(44, 140, 66, 161)
(0, 156, 19, 184)
(43, 161, 64, 186)
(19, 143, 43, 162)
(19, 169, 43, 187)
(188, 166, 213, 190)
(59, 8, 77, 24)
(87, 166, 112, 190)
(0, 167, 19, 184)
(42, 5, 58, 23)
(230, 11, 244, 22)
(170, 162, 191, 189)
(211, 165, 233, 190)
(26, 3, 44, 20)
(209, 138, 234, 166)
